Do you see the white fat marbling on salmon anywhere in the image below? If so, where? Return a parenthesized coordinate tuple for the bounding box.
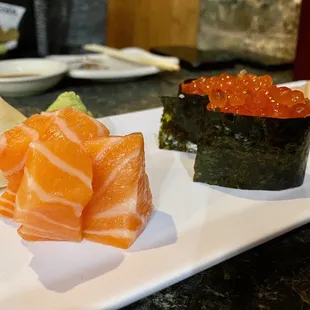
(20, 225, 66, 240)
(137, 176, 153, 224)
(40, 111, 55, 117)
(54, 116, 81, 145)
(17, 123, 39, 141)
(93, 192, 147, 224)
(0, 134, 7, 154)
(136, 178, 149, 224)
(90, 189, 147, 224)
(15, 199, 80, 231)
(5, 189, 16, 196)
(25, 168, 83, 217)
(0, 197, 15, 208)
(95, 137, 123, 162)
(94, 149, 140, 199)
(0, 205, 14, 214)
(95, 197, 136, 218)
(3, 154, 27, 177)
(88, 116, 107, 137)
(84, 228, 137, 239)
(30, 142, 92, 189)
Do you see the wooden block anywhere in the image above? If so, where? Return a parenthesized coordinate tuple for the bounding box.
(107, 0, 199, 50)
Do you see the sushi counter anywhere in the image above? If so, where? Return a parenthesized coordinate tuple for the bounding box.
(6, 66, 310, 310)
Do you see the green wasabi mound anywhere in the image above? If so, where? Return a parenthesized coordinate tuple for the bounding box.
(46, 91, 93, 116)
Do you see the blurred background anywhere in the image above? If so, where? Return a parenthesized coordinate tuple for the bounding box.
(0, 0, 309, 103)
(0, 0, 303, 62)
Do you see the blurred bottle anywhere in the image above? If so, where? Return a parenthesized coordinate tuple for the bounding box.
(33, 0, 107, 56)
(0, 0, 37, 58)
(60, 0, 107, 54)
(1, 0, 108, 58)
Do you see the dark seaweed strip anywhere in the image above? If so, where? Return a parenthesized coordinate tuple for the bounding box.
(159, 96, 196, 153)
(158, 92, 209, 153)
(158, 95, 209, 153)
(194, 112, 310, 190)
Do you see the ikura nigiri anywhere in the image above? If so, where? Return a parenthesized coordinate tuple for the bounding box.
(0, 114, 53, 217)
(14, 139, 93, 242)
(83, 133, 153, 249)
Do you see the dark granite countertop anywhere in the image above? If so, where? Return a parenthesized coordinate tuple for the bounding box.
(4, 66, 310, 310)
(5, 65, 293, 118)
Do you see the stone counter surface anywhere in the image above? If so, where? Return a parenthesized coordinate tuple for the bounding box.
(6, 66, 292, 118)
(4, 67, 310, 310)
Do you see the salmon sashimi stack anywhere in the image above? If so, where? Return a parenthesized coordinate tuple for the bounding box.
(14, 139, 93, 242)
(0, 101, 153, 248)
(83, 133, 153, 249)
(0, 108, 109, 219)
(0, 114, 53, 217)
(41, 107, 110, 144)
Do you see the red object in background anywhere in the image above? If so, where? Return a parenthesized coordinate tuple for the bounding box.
(293, 0, 310, 81)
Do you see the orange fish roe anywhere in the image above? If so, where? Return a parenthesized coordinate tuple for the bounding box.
(181, 73, 310, 118)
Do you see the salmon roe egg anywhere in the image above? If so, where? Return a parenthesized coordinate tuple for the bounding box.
(181, 73, 310, 118)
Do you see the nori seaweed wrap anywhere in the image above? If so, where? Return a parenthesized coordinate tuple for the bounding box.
(194, 112, 310, 190)
(159, 73, 310, 191)
(158, 79, 209, 153)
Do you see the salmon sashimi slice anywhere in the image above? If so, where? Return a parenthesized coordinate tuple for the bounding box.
(40, 107, 109, 144)
(83, 133, 153, 249)
(0, 114, 53, 217)
(14, 139, 93, 242)
(0, 189, 16, 218)
(17, 225, 70, 241)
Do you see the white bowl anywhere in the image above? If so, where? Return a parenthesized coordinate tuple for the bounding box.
(0, 58, 68, 97)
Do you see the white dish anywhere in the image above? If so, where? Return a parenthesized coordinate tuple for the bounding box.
(47, 47, 179, 82)
(0, 58, 68, 97)
(1, 80, 310, 310)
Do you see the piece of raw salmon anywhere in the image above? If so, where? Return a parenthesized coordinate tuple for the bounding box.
(40, 107, 109, 144)
(83, 133, 153, 249)
(0, 108, 109, 218)
(14, 139, 93, 242)
(0, 114, 53, 217)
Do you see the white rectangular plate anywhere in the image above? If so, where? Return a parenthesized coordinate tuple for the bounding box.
(1, 80, 310, 310)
